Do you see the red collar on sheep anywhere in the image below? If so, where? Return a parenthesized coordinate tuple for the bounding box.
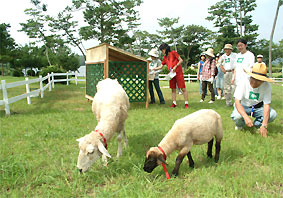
(95, 130, 108, 149)
(158, 146, 170, 179)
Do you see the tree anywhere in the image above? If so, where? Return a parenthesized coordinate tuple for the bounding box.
(0, 23, 16, 75)
(157, 17, 184, 51)
(48, 7, 86, 60)
(269, 0, 282, 77)
(73, 0, 142, 45)
(206, 0, 258, 49)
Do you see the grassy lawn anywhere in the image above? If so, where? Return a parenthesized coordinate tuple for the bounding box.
(0, 77, 282, 197)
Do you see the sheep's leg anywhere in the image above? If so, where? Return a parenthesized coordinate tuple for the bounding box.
(117, 131, 123, 157)
(122, 129, 128, 148)
(207, 138, 214, 158)
(214, 141, 221, 163)
(102, 154, 108, 166)
(186, 151, 194, 168)
(172, 147, 190, 177)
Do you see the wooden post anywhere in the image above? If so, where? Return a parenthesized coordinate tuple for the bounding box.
(75, 71, 78, 85)
(25, 77, 31, 104)
(1, 80, 10, 116)
(51, 72, 55, 88)
(48, 73, 51, 91)
(146, 62, 149, 108)
(67, 71, 69, 86)
(39, 75, 44, 98)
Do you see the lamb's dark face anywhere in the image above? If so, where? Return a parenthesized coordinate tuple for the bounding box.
(143, 154, 158, 173)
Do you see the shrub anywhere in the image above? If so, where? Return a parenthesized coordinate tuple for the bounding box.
(272, 67, 282, 73)
(27, 69, 36, 76)
(12, 69, 24, 77)
(160, 66, 169, 74)
(184, 67, 197, 75)
(40, 65, 66, 84)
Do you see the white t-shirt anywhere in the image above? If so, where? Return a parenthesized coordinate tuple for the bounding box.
(234, 77, 271, 107)
(255, 61, 266, 65)
(235, 51, 255, 85)
(220, 52, 237, 70)
(149, 59, 162, 80)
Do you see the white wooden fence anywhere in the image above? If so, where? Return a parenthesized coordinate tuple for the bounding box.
(1, 72, 282, 116)
(0, 71, 85, 116)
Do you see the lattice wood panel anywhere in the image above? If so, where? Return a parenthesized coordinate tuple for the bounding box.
(86, 63, 104, 97)
(108, 61, 147, 102)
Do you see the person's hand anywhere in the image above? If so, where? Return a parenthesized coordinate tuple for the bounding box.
(259, 126, 268, 137)
(215, 76, 217, 80)
(244, 116, 253, 127)
(197, 76, 199, 80)
(172, 66, 177, 72)
(231, 78, 235, 85)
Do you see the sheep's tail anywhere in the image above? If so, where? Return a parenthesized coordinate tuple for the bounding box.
(215, 112, 223, 142)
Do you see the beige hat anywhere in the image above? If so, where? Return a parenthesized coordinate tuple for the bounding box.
(204, 48, 215, 57)
(244, 63, 274, 82)
(257, 54, 263, 58)
(148, 48, 159, 58)
(223, 44, 233, 50)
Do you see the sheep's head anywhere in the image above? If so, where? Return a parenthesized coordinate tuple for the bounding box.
(76, 133, 111, 173)
(143, 147, 167, 173)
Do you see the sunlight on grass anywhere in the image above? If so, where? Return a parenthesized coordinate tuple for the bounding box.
(0, 77, 282, 197)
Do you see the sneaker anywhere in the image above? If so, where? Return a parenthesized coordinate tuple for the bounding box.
(170, 104, 177, 108)
(221, 97, 225, 100)
(178, 92, 182, 95)
(185, 104, 189, 109)
(217, 96, 221, 100)
(208, 100, 214, 104)
(149, 101, 155, 104)
(200, 99, 204, 103)
(160, 101, 165, 104)
(235, 126, 243, 130)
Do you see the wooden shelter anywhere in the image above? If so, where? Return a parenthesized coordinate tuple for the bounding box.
(85, 43, 149, 108)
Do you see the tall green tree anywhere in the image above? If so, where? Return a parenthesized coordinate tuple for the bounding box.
(73, 0, 142, 45)
(157, 17, 184, 51)
(206, 0, 258, 49)
(0, 23, 16, 75)
(48, 7, 86, 60)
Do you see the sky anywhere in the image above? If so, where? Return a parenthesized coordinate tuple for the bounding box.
(0, 0, 282, 54)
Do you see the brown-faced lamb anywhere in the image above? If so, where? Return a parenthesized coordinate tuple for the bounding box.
(76, 78, 130, 172)
(143, 109, 223, 177)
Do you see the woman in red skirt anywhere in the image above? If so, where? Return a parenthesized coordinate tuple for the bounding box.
(154, 43, 189, 109)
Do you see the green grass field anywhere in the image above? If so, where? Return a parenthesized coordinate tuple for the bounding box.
(0, 77, 282, 197)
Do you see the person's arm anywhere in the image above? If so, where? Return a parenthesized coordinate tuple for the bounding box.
(211, 59, 217, 77)
(235, 99, 253, 127)
(172, 56, 183, 72)
(231, 69, 236, 85)
(153, 64, 164, 71)
(259, 104, 270, 137)
(197, 62, 201, 80)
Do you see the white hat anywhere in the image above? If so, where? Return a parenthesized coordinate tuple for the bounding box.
(204, 48, 215, 58)
(223, 44, 233, 50)
(257, 54, 263, 58)
(148, 49, 159, 58)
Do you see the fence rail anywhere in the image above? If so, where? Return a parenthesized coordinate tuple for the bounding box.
(1, 72, 282, 116)
(0, 71, 85, 116)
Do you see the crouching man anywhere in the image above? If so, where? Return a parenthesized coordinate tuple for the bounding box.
(231, 63, 277, 137)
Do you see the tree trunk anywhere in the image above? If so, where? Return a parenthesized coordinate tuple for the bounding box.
(45, 45, 52, 66)
(184, 46, 193, 70)
(269, 0, 281, 77)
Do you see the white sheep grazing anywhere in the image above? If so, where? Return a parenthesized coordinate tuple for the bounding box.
(76, 78, 130, 172)
(143, 109, 223, 177)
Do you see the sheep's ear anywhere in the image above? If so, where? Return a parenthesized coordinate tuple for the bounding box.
(76, 137, 85, 143)
(86, 144, 95, 154)
(98, 141, 111, 158)
(157, 154, 168, 165)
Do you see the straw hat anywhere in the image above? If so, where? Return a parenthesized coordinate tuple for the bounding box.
(148, 48, 159, 58)
(223, 44, 233, 50)
(204, 48, 215, 57)
(257, 54, 263, 58)
(244, 63, 274, 82)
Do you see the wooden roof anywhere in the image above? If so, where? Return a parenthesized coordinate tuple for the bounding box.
(86, 43, 147, 63)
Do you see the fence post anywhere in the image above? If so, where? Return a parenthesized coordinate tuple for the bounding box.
(1, 80, 10, 116)
(67, 71, 69, 86)
(75, 71, 78, 85)
(51, 72, 55, 88)
(39, 75, 44, 98)
(25, 77, 31, 105)
(188, 74, 190, 83)
(48, 73, 51, 91)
